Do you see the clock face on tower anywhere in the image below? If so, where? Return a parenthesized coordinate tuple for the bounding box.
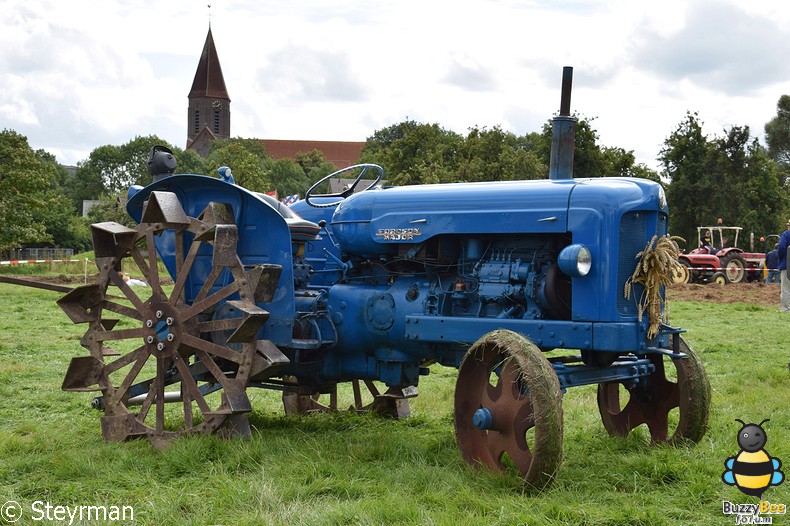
(212, 100, 223, 109)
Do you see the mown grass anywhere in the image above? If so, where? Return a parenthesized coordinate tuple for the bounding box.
(0, 282, 788, 525)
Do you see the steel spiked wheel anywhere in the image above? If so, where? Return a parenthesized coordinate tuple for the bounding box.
(454, 330, 563, 490)
(59, 192, 280, 443)
(596, 337, 710, 444)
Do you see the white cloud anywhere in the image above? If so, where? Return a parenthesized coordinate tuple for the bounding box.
(2, 0, 790, 171)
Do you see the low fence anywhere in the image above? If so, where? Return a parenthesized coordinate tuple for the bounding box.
(1, 248, 75, 260)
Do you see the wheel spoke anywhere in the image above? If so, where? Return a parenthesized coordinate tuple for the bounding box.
(194, 265, 223, 303)
(154, 355, 166, 433)
(108, 350, 151, 405)
(101, 300, 144, 321)
(137, 384, 156, 422)
(105, 346, 147, 375)
(170, 238, 203, 304)
(170, 350, 211, 414)
(108, 270, 147, 312)
(180, 333, 244, 364)
(93, 327, 145, 342)
(145, 229, 165, 301)
(197, 318, 244, 333)
(182, 280, 242, 321)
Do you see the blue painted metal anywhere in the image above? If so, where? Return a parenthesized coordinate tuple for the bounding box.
(473, 408, 494, 430)
(552, 357, 655, 391)
(126, 174, 296, 345)
(124, 169, 679, 393)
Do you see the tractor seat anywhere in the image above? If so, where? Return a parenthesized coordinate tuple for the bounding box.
(255, 193, 321, 242)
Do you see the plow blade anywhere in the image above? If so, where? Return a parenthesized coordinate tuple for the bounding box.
(62, 356, 104, 391)
(140, 191, 191, 225)
(57, 284, 103, 324)
(246, 264, 283, 303)
(91, 222, 137, 259)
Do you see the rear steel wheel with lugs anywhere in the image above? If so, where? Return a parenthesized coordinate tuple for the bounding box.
(59, 192, 278, 443)
(596, 337, 710, 444)
(454, 330, 563, 490)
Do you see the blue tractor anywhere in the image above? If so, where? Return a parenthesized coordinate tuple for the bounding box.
(58, 68, 710, 488)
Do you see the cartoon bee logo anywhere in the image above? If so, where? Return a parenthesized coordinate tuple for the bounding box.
(722, 419, 784, 498)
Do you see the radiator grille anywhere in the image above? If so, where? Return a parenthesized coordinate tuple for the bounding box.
(617, 212, 667, 315)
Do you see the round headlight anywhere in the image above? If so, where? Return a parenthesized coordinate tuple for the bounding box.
(658, 186, 667, 209)
(558, 244, 592, 277)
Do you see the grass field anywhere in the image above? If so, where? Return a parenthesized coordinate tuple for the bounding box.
(0, 281, 788, 525)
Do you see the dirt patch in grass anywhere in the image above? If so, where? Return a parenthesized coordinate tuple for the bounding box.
(668, 282, 781, 307)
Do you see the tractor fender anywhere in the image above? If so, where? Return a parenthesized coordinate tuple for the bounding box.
(126, 174, 296, 345)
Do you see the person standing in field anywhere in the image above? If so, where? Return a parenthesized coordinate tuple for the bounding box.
(765, 244, 779, 283)
(778, 220, 790, 312)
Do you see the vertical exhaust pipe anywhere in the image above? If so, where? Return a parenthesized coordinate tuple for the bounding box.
(549, 66, 576, 180)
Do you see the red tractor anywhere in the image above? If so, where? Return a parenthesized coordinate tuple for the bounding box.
(674, 226, 766, 284)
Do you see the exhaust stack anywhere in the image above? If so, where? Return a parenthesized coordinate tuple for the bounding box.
(549, 66, 576, 180)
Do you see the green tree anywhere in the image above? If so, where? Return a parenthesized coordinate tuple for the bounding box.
(294, 150, 337, 194)
(708, 126, 788, 237)
(77, 135, 173, 198)
(33, 193, 92, 251)
(264, 158, 312, 198)
(764, 94, 790, 167)
(85, 191, 137, 228)
(659, 112, 715, 245)
(175, 147, 209, 175)
(660, 113, 788, 246)
(0, 130, 55, 251)
(360, 121, 463, 185)
(539, 116, 656, 180)
(457, 126, 545, 182)
(206, 138, 270, 192)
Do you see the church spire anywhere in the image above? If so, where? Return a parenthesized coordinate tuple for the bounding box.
(187, 26, 231, 153)
(188, 27, 230, 100)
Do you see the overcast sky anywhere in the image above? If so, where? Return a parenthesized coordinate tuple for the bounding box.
(3, 0, 790, 171)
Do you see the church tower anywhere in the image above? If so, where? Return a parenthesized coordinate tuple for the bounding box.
(186, 26, 230, 155)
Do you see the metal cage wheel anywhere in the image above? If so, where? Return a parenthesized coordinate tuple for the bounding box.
(59, 194, 274, 443)
(454, 330, 563, 490)
(596, 337, 710, 445)
(304, 164, 384, 208)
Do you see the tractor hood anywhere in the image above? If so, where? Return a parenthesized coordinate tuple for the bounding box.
(330, 179, 575, 257)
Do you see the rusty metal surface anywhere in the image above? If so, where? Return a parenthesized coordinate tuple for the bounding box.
(140, 191, 191, 225)
(211, 224, 239, 267)
(60, 198, 274, 444)
(281, 378, 413, 418)
(57, 284, 103, 324)
(0, 275, 73, 293)
(246, 264, 282, 303)
(454, 331, 563, 489)
(90, 222, 137, 258)
(455, 345, 535, 475)
(596, 338, 709, 444)
(62, 356, 105, 391)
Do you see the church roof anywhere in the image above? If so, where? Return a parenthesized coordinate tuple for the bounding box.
(260, 139, 365, 169)
(188, 27, 230, 100)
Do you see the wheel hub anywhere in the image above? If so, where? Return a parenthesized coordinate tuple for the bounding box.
(142, 303, 182, 356)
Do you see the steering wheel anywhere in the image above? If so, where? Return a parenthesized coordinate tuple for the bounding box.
(304, 164, 384, 208)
